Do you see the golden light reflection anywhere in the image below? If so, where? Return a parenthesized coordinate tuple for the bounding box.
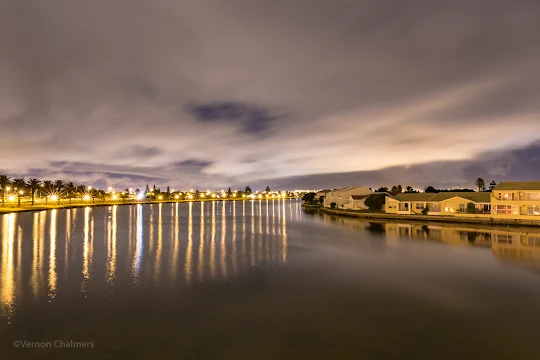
(48, 209, 57, 300)
(232, 201, 238, 274)
(106, 206, 117, 287)
(198, 202, 205, 283)
(220, 201, 227, 279)
(282, 199, 287, 263)
(185, 202, 193, 284)
(210, 201, 216, 279)
(171, 202, 179, 284)
(154, 204, 163, 283)
(31, 213, 41, 299)
(81, 207, 93, 292)
(251, 201, 255, 267)
(1, 214, 16, 322)
(132, 205, 143, 285)
(65, 209, 71, 278)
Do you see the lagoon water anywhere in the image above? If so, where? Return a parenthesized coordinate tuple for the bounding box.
(2, 200, 540, 359)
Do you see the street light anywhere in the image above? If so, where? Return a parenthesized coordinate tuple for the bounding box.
(8, 195, 15, 202)
(158, 195, 163, 200)
(112, 194, 118, 200)
(50, 195, 58, 201)
(83, 194, 91, 201)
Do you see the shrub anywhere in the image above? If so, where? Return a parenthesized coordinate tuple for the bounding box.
(421, 207, 429, 215)
(467, 203, 477, 213)
(365, 194, 386, 211)
(330, 202, 337, 209)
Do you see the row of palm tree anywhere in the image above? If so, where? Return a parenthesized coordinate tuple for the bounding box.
(0, 174, 95, 205)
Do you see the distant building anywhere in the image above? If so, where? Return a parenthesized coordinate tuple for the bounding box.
(314, 189, 331, 202)
(323, 186, 373, 208)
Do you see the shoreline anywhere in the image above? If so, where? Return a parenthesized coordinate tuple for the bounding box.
(0, 198, 298, 215)
(302, 204, 540, 228)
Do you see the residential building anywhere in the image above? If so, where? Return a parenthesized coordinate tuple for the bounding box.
(324, 186, 373, 208)
(314, 189, 331, 203)
(491, 182, 540, 220)
(385, 192, 491, 217)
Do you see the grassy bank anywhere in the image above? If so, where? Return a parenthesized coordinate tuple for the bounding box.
(309, 206, 540, 228)
(0, 197, 298, 214)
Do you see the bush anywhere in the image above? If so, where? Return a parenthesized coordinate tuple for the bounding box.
(421, 207, 429, 215)
(467, 203, 477, 213)
(365, 194, 386, 211)
(330, 202, 337, 209)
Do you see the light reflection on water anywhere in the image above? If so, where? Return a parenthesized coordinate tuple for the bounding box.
(1, 200, 292, 316)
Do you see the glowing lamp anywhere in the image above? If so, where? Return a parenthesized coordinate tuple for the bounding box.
(50, 195, 58, 201)
(8, 195, 16, 202)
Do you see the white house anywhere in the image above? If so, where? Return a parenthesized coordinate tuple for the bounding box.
(323, 186, 373, 208)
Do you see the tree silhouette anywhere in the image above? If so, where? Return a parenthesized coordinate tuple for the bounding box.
(475, 178, 485, 192)
(489, 180, 497, 191)
(27, 178, 41, 205)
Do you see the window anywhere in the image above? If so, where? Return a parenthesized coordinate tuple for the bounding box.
(399, 203, 409, 211)
(388, 201, 396, 209)
(526, 193, 540, 201)
(428, 202, 441, 211)
(445, 203, 457, 212)
(493, 205, 518, 215)
(497, 192, 515, 201)
(526, 205, 540, 215)
(458, 204, 467, 213)
(415, 202, 425, 210)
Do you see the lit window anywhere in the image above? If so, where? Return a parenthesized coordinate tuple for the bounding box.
(415, 202, 425, 210)
(525, 193, 540, 201)
(498, 192, 515, 201)
(494, 205, 518, 215)
(526, 205, 540, 215)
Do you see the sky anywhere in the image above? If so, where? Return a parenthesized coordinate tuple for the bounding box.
(1, 0, 540, 190)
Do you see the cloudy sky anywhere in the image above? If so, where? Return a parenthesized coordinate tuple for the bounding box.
(1, 0, 539, 190)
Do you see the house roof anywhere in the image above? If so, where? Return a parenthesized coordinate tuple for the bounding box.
(350, 195, 370, 200)
(394, 193, 437, 202)
(430, 192, 491, 203)
(494, 182, 540, 191)
(392, 192, 491, 203)
(317, 189, 332, 193)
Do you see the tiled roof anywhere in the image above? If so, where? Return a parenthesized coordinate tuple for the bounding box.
(393, 192, 491, 203)
(394, 193, 437, 202)
(494, 182, 540, 191)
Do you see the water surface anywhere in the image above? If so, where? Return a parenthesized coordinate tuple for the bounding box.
(2, 200, 540, 359)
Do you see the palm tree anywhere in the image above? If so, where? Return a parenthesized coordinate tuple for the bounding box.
(0, 174, 11, 205)
(405, 186, 414, 193)
(65, 182, 77, 204)
(475, 178, 485, 192)
(12, 178, 26, 191)
(54, 179, 65, 193)
(27, 178, 41, 205)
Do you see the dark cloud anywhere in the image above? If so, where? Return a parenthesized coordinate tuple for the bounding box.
(1, 0, 540, 188)
(188, 102, 278, 136)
